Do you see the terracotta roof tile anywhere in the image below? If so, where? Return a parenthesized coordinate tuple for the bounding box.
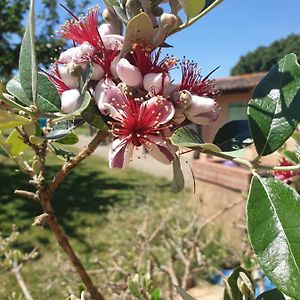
(215, 72, 266, 92)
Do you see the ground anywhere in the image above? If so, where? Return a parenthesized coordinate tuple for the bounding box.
(0, 134, 226, 299)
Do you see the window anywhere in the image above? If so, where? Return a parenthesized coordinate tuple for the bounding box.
(228, 103, 248, 122)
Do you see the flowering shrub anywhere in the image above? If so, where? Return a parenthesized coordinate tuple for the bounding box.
(1, 0, 300, 299)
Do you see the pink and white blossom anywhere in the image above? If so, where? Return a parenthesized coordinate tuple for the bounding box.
(116, 45, 176, 92)
(97, 86, 176, 168)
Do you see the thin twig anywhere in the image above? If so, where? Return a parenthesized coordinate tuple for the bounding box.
(48, 131, 109, 195)
(11, 262, 34, 300)
(15, 190, 39, 201)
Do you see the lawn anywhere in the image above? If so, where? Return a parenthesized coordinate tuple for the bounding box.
(0, 150, 194, 299)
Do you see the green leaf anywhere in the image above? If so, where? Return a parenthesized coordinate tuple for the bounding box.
(0, 144, 10, 158)
(48, 143, 76, 161)
(45, 119, 85, 140)
(178, 0, 206, 19)
(36, 73, 61, 113)
(6, 124, 35, 157)
(0, 110, 32, 130)
(292, 131, 300, 145)
(151, 288, 160, 300)
(19, 0, 37, 103)
(247, 175, 300, 299)
(113, 6, 128, 24)
(248, 53, 300, 156)
(6, 130, 28, 157)
(171, 156, 185, 193)
(6, 75, 32, 106)
(223, 267, 254, 300)
(282, 150, 299, 164)
(256, 289, 286, 300)
(55, 132, 79, 145)
(170, 127, 221, 152)
(174, 285, 196, 300)
(81, 99, 109, 131)
(213, 120, 253, 152)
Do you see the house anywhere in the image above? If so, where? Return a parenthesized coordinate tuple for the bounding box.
(192, 72, 268, 252)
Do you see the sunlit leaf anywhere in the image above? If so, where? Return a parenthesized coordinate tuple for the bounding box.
(19, 0, 37, 103)
(178, 0, 206, 19)
(248, 53, 300, 156)
(121, 12, 155, 55)
(170, 127, 221, 153)
(247, 175, 300, 299)
(55, 132, 79, 145)
(0, 110, 32, 130)
(223, 267, 255, 300)
(36, 73, 61, 113)
(45, 119, 85, 140)
(6, 75, 32, 106)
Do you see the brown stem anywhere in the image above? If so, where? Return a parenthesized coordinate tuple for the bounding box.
(17, 130, 109, 300)
(40, 196, 105, 300)
(48, 131, 109, 196)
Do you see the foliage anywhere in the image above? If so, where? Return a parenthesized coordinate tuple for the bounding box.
(2, 0, 300, 299)
(0, 0, 91, 81)
(231, 34, 300, 75)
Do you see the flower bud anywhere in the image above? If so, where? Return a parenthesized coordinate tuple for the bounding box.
(174, 90, 192, 108)
(160, 13, 178, 31)
(102, 34, 124, 51)
(79, 42, 95, 57)
(143, 73, 170, 93)
(110, 55, 120, 79)
(61, 89, 81, 113)
(98, 23, 114, 36)
(59, 47, 81, 62)
(94, 78, 116, 104)
(58, 64, 80, 89)
(185, 96, 218, 125)
(66, 62, 83, 77)
(116, 58, 143, 87)
(102, 8, 113, 23)
(91, 63, 104, 81)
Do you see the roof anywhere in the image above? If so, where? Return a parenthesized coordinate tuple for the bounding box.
(215, 72, 266, 92)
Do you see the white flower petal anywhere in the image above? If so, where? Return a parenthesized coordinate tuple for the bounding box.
(98, 23, 114, 36)
(143, 72, 170, 93)
(91, 63, 104, 81)
(109, 139, 134, 169)
(185, 95, 218, 124)
(57, 64, 79, 89)
(116, 58, 143, 87)
(144, 135, 176, 164)
(61, 89, 81, 113)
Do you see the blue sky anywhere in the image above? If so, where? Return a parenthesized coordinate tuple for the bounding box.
(164, 0, 300, 78)
(58, 0, 300, 78)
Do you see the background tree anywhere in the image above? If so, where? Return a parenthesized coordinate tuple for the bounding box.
(231, 34, 300, 75)
(0, 0, 91, 82)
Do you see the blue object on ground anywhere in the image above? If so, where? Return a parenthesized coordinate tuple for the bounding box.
(38, 118, 47, 128)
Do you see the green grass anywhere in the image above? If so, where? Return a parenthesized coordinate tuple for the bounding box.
(0, 152, 191, 299)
